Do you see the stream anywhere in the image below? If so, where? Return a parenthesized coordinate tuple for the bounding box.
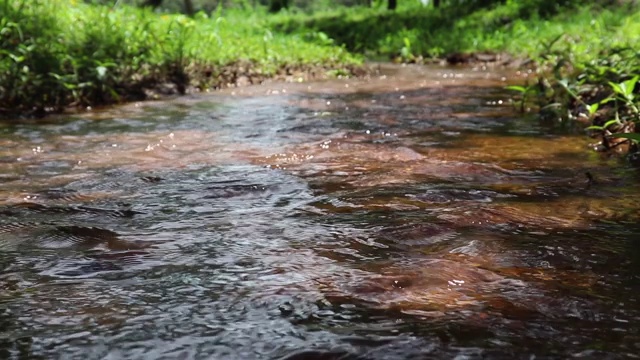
(1, 64, 639, 359)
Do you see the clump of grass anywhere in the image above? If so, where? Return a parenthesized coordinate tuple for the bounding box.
(503, 6, 640, 156)
(0, 0, 361, 116)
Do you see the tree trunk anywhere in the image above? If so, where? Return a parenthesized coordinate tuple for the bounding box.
(388, 0, 397, 10)
(269, 0, 289, 13)
(184, 0, 194, 15)
(142, 0, 163, 8)
(434, 0, 441, 7)
(141, 0, 195, 15)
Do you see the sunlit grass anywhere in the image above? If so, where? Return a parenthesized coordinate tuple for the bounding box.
(271, 1, 640, 149)
(270, 1, 640, 64)
(0, 0, 361, 115)
(2, 0, 638, 122)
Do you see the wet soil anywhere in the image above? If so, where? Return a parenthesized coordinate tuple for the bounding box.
(0, 64, 639, 359)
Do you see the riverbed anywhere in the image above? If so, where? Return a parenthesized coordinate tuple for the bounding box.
(1, 64, 639, 359)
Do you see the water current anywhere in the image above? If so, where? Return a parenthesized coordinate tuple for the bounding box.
(1, 64, 639, 359)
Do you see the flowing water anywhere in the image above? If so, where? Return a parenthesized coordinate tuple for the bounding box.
(1, 64, 639, 359)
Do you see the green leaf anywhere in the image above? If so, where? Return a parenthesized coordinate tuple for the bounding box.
(599, 96, 615, 105)
(544, 33, 564, 50)
(558, 79, 570, 89)
(586, 125, 604, 131)
(610, 133, 640, 142)
(403, 37, 411, 49)
(586, 103, 599, 115)
(621, 75, 638, 98)
(8, 53, 24, 63)
(505, 85, 527, 93)
(609, 81, 624, 96)
(602, 119, 620, 129)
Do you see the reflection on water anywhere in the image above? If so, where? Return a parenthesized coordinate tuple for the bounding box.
(1, 64, 639, 359)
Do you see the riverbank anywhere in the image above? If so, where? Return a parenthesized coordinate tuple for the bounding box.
(3, 1, 639, 158)
(271, 0, 640, 157)
(0, 0, 363, 117)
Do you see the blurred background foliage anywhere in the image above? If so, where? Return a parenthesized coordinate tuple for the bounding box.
(81, 0, 634, 14)
(83, 0, 375, 13)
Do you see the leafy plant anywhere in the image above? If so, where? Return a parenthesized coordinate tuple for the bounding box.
(608, 75, 639, 121)
(400, 36, 414, 61)
(506, 84, 536, 112)
(610, 133, 640, 142)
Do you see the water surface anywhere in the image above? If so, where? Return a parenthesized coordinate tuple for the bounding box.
(1, 64, 639, 359)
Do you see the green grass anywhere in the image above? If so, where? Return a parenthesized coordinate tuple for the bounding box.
(270, 1, 640, 63)
(2, 0, 639, 143)
(0, 0, 361, 116)
(270, 0, 640, 154)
